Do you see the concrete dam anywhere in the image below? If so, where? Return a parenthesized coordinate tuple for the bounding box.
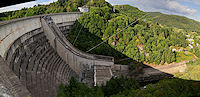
(0, 12, 116, 97)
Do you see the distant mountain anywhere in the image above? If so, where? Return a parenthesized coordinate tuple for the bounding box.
(147, 12, 200, 32)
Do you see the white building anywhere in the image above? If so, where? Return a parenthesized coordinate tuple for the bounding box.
(78, 5, 89, 12)
(172, 48, 182, 52)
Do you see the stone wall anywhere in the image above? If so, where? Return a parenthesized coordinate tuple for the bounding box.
(0, 12, 114, 97)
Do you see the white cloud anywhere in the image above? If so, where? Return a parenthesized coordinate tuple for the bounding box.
(166, 0, 197, 15)
(0, 0, 58, 13)
(193, 0, 200, 5)
(177, 0, 200, 5)
(107, 0, 197, 15)
(134, 0, 197, 15)
(106, 0, 199, 21)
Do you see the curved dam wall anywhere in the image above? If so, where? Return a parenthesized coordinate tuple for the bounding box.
(0, 12, 82, 58)
(0, 12, 114, 97)
(41, 16, 114, 86)
(0, 12, 81, 97)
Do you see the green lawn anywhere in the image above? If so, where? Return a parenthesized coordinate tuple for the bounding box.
(176, 51, 196, 63)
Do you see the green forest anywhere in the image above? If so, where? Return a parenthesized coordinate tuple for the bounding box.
(57, 58, 200, 97)
(147, 12, 200, 32)
(57, 77, 200, 97)
(57, 56, 200, 97)
(1, 0, 200, 97)
(68, 4, 192, 65)
(0, 0, 89, 21)
(1, 0, 200, 65)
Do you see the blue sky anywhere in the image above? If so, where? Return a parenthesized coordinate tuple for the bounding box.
(106, 0, 200, 22)
(0, 0, 200, 22)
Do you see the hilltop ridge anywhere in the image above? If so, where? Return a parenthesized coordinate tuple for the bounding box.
(0, 1, 200, 97)
(147, 12, 200, 32)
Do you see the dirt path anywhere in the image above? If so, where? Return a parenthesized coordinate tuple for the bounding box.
(134, 59, 197, 82)
(143, 59, 196, 75)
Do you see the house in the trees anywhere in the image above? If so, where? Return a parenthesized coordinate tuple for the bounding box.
(78, 5, 89, 12)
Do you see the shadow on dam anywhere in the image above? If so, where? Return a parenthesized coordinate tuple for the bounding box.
(0, 14, 200, 97)
(66, 21, 200, 96)
(67, 21, 173, 76)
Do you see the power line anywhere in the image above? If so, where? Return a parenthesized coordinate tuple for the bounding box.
(73, 11, 90, 45)
(73, 24, 84, 45)
(86, 13, 150, 53)
(73, 2, 103, 45)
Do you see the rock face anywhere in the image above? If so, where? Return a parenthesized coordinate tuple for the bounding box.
(0, 13, 114, 97)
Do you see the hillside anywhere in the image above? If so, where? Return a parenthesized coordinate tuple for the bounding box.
(114, 5, 146, 19)
(68, 4, 193, 65)
(1, 2, 198, 65)
(147, 12, 200, 32)
(1, 1, 200, 97)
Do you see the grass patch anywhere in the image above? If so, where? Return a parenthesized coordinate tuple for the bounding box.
(175, 65, 200, 81)
(176, 51, 196, 63)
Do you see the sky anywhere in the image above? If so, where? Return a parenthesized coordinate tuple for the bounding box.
(106, 0, 200, 22)
(0, 0, 58, 12)
(0, 0, 200, 22)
